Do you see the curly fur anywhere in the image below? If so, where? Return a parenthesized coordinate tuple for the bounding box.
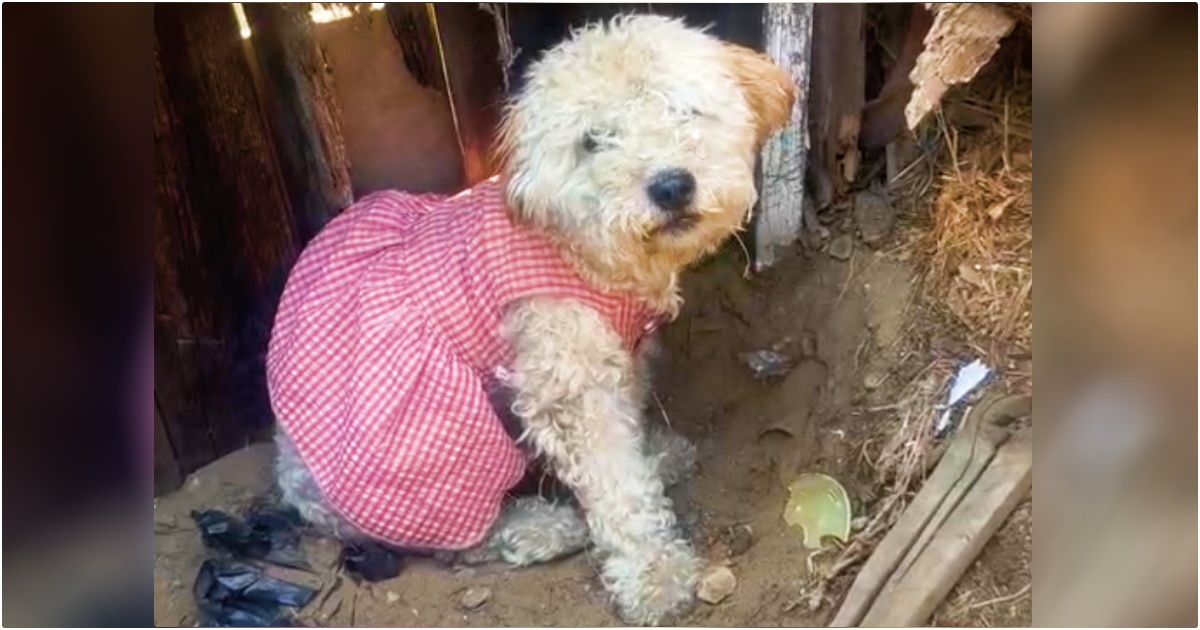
(496, 15, 795, 316)
(274, 14, 794, 626)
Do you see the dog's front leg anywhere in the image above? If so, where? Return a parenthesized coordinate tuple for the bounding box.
(503, 298, 699, 625)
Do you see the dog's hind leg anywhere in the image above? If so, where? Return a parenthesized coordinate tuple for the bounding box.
(455, 496, 589, 566)
(273, 426, 363, 540)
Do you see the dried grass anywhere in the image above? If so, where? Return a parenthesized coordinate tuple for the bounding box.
(898, 40, 1034, 368)
(792, 362, 956, 609)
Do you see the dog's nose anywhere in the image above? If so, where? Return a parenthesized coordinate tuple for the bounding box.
(647, 169, 696, 213)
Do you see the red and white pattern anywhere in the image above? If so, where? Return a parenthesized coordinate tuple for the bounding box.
(266, 178, 657, 550)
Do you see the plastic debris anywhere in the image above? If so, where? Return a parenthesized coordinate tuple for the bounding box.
(783, 473, 852, 550)
(194, 559, 315, 627)
(934, 359, 993, 435)
(339, 541, 405, 583)
(191, 507, 309, 570)
(738, 350, 795, 379)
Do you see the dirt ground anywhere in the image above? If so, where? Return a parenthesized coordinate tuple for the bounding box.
(153, 220, 1032, 626)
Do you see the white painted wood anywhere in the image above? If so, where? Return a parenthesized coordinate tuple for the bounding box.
(755, 3, 813, 271)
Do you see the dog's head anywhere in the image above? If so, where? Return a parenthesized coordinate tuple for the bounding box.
(497, 15, 795, 313)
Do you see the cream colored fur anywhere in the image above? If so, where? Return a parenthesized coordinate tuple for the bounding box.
(493, 16, 794, 624)
(274, 14, 794, 626)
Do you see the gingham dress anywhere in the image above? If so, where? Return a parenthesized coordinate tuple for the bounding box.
(266, 178, 659, 550)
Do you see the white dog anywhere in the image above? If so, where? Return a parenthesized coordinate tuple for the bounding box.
(268, 15, 794, 625)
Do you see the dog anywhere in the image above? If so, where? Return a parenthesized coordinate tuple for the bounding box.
(267, 15, 795, 625)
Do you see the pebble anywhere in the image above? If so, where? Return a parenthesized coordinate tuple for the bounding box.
(460, 586, 492, 610)
(386, 591, 400, 604)
(827, 234, 854, 261)
(697, 566, 737, 605)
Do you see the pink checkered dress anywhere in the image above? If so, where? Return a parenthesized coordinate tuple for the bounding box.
(266, 178, 659, 550)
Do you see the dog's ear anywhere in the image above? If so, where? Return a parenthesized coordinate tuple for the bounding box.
(721, 43, 796, 146)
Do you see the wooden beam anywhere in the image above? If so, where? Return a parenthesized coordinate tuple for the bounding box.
(755, 2, 813, 271)
(243, 3, 353, 244)
(905, 3, 1018, 130)
(860, 429, 1033, 627)
(807, 4, 865, 210)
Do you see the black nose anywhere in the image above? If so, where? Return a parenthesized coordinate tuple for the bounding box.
(647, 169, 696, 213)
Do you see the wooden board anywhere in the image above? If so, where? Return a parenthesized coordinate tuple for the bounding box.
(860, 429, 1033, 627)
(154, 4, 298, 477)
(828, 400, 1006, 627)
(244, 3, 354, 244)
(905, 3, 1018, 129)
(754, 3, 813, 271)
(807, 4, 865, 210)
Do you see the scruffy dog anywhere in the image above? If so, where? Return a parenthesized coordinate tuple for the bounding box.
(267, 15, 794, 625)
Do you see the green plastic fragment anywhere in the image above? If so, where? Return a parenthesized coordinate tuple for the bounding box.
(783, 473, 852, 550)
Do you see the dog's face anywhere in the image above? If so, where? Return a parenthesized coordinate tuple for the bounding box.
(498, 16, 795, 310)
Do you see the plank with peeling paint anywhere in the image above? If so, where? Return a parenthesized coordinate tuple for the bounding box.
(755, 3, 813, 271)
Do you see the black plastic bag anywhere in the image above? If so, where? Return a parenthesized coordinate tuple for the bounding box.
(192, 507, 309, 570)
(339, 541, 405, 582)
(194, 559, 315, 627)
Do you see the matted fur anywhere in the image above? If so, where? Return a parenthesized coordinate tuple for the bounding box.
(496, 15, 794, 316)
(275, 14, 794, 626)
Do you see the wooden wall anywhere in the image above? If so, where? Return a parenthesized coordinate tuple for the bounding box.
(153, 3, 502, 494)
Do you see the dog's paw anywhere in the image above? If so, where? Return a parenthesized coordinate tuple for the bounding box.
(606, 540, 700, 626)
(493, 497, 589, 567)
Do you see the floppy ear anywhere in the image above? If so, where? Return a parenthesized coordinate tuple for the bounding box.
(721, 43, 797, 146)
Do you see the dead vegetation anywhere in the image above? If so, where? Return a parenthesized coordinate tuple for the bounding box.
(901, 34, 1033, 371)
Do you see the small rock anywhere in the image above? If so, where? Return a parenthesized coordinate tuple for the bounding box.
(827, 234, 854, 261)
(697, 566, 737, 605)
(863, 371, 887, 391)
(460, 586, 492, 610)
(853, 189, 895, 247)
(386, 591, 400, 604)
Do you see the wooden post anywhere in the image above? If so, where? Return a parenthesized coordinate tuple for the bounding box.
(755, 3, 813, 271)
(243, 3, 354, 244)
(808, 4, 866, 209)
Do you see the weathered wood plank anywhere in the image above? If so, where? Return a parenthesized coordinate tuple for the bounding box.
(860, 429, 1033, 627)
(244, 3, 353, 244)
(154, 4, 298, 464)
(830, 394, 1031, 627)
(754, 2, 813, 271)
(905, 3, 1018, 130)
(807, 4, 865, 210)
